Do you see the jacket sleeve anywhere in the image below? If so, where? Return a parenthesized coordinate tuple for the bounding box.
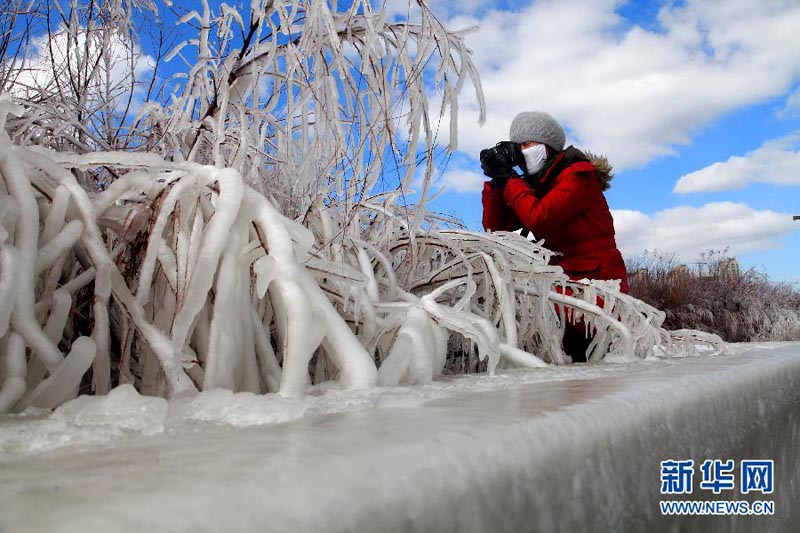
(482, 181, 522, 231)
(502, 163, 597, 238)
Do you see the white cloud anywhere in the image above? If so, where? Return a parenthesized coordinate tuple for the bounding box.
(440, 168, 486, 193)
(612, 202, 797, 259)
(437, 0, 800, 170)
(674, 133, 800, 193)
(8, 25, 155, 110)
(779, 87, 800, 118)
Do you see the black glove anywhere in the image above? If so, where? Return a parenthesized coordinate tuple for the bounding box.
(480, 141, 522, 188)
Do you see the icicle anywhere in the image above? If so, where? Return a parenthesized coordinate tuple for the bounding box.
(251, 307, 281, 393)
(404, 309, 438, 384)
(377, 306, 437, 386)
(236, 259, 262, 394)
(16, 337, 96, 411)
(172, 168, 244, 362)
(40, 186, 70, 246)
(0, 332, 26, 413)
(272, 279, 322, 396)
(35, 220, 83, 274)
(204, 220, 248, 390)
(136, 174, 201, 307)
(91, 264, 112, 395)
(480, 252, 517, 347)
(244, 188, 378, 390)
(26, 289, 74, 391)
(499, 343, 549, 369)
(0, 245, 18, 338)
(2, 145, 64, 371)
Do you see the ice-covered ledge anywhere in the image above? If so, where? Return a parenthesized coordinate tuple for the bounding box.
(1, 344, 799, 532)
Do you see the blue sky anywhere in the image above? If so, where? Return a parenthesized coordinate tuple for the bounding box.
(387, 0, 800, 282)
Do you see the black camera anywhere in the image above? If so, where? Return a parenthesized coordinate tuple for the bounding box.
(480, 141, 523, 180)
(480, 141, 522, 167)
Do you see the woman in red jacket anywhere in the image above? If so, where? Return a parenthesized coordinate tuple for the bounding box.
(480, 111, 628, 362)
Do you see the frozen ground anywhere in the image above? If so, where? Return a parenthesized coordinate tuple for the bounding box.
(1, 342, 799, 532)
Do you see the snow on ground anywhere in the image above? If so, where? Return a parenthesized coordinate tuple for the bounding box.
(1, 342, 799, 532)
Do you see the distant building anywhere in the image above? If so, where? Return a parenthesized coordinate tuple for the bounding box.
(719, 257, 740, 284)
(667, 264, 690, 281)
(628, 268, 648, 286)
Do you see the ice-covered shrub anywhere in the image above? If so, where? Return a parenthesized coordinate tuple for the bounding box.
(628, 250, 800, 342)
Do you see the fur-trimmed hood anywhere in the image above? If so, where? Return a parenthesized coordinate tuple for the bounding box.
(584, 151, 614, 191)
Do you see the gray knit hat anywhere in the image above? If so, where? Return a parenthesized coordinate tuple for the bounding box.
(509, 111, 566, 152)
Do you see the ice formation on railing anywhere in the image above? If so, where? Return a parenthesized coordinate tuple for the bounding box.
(0, 94, 726, 413)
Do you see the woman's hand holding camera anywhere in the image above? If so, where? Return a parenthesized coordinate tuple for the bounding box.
(480, 141, 523, 188)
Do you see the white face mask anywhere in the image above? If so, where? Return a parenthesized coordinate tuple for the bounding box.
(521, 144, 548, 175)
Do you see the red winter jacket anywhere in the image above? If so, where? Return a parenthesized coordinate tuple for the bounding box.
(482, 147, 629, 293)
